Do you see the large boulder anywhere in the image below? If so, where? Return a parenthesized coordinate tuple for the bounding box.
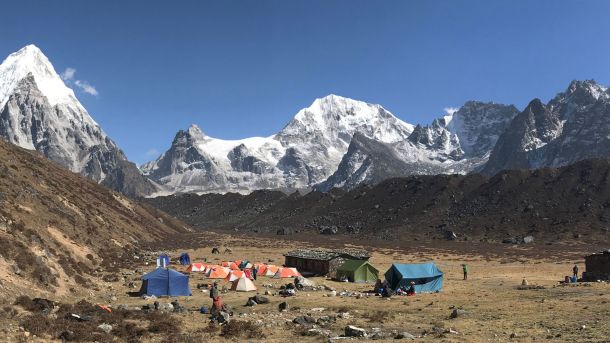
(345, 325, 367, 337)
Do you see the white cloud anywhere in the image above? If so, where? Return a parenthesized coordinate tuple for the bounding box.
(145, 148, 159, 157)
(60, 67, 98, 96)
(74, 80, 98, 96)
(60, 67, 76, 81)
(443, 107, 458, 115)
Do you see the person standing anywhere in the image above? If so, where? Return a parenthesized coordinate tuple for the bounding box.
(462, 264, 468, 280)
(573, 264, 579, 279)
(252, 267, 257, 280)
(210, 281, 221, 320)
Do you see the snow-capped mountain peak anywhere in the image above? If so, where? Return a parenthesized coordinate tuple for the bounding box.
(0, 44, 79, 110)
(0, 45, 155, 196)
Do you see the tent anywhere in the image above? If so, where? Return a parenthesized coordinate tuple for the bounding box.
(273, 267, 301, 278)
(225, 270, 245, 282)
(229, 262, 240, 270)
(257, 264, 267, 275)
(139, 268, 191, 296)
(179, 253, 191, 265)
(221, 261, 230, 267)
(230, 277, 257, 292)
(264, 265, 279, 277)
(336, 260, 379, 283)
(157, 254, 170, 267)
(186, 263, 206, 273)
(384, 263, 443, 293)
(207, 266, 230, 279)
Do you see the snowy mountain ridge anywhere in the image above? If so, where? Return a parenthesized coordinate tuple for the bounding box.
(0, 45, 155, 196)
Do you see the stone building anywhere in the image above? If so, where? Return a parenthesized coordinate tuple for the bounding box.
(284, 249, 370, 277)
(582, 250, 610, 281)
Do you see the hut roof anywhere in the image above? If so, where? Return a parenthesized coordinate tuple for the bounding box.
(284, 249, 370, 261)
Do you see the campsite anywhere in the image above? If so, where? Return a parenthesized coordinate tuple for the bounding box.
(5, 231, 609, 342)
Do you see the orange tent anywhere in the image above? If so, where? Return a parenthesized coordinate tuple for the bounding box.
(224, 270, 244, 282)
(273, 267, 301, 278)
(257, 264, 267, 275)
(187, 263, 207, 272)
(229, 262, 240, 270)
(207, 266, 229, 279)
(264, 265, 279, 277)
(221, 261, 230, 267)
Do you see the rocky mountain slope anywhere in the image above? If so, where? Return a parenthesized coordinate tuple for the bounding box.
(143, 94, 520, 194)
(0, 139, 188, 299)
(482, 80, 610, 175)
(141, 95, 415, 193)
(145, 158, 610, 244)
(0, 45, 155, 197)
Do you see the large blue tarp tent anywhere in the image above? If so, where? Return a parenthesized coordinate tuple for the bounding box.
(139, 268, 192, 296)
(384, 263, 443, 293)
(179, 252, 191, 265)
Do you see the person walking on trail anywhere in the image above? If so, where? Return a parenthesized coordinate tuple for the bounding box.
(462, 264, 468, 280)
(573, 264, 579, 279)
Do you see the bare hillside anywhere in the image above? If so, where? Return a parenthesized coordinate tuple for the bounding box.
(0, 139, 189, 300)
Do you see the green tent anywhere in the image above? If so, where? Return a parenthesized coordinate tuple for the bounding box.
(336, 260, 379, 283)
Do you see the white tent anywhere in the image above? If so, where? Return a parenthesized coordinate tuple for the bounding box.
(230, 276, 257, 292)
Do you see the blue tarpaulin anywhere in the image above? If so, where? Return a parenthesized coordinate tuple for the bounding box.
(384, 263, 443, 293)
(179, 253, 191, 265)
(139, 268, 192, 297)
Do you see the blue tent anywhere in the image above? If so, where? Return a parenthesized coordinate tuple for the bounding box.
(179, 252, 191, 265)
(139, 268, 192, 297)
(384, 263, 443, 293)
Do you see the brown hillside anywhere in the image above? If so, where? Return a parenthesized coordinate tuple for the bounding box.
(0, 139, 189, 300)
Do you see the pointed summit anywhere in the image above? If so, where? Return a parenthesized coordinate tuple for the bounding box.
(0, 44, 77, 108)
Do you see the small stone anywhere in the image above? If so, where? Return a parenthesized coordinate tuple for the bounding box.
(450, 309, 468, 319)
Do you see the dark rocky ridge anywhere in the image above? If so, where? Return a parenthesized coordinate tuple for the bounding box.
(145, 158, 610, 244)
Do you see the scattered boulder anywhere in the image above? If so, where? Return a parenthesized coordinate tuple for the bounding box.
(251, 295, 269, 304)
(97, 323, 112, 334)
(523, 235, 534, 244)
(245, 298, 257, 307)
(304, 328, 332, 337)
(345, 325, 367, 337)
(293, 315, 316, 326)
(450, 309, 468, 319)
(319, 225, 338, 235)
(395, 331, 416, 339)
(278, 302, 289, 312)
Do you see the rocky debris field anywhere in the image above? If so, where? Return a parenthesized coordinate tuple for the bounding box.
(146, 158, 610, 245)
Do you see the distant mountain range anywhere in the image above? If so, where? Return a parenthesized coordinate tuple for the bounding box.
(1, 45, 610, 196)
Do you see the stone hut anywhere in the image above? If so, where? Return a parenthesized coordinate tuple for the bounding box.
(284, 249, 370, 277)
(582, 250, 610, 281)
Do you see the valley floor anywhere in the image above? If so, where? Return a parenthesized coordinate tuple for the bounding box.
(2, 232, 609, 342)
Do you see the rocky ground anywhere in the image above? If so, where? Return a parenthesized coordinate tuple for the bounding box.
(145, 158, 610, 245)
(1, 232, 608, 342)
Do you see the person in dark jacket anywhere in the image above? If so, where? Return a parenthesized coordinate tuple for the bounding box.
(252, 267, 257, 280)
(573, 265, 579, 279)
(210, 281, 222, 319)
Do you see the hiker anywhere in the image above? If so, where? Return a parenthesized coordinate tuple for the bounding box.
(406, 281, 416, 296)
(251, 267, 257, 280)
(374, 279, 383, 294)
(211, 247, 220, 254)
(573, 264, 579, 279)
(462, 264, 468, 280)
(210, 281, 222, 320)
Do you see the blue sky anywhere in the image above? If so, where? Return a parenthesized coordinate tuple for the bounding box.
(3, 1, 610, 164)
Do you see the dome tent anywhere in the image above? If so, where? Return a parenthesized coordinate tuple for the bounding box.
(336, 260, 379, 283)
(384, 263, 443, 293)
(139, 268, 191, 297)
